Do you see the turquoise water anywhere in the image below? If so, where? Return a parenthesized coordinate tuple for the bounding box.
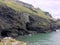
(18, 31, 60, 45)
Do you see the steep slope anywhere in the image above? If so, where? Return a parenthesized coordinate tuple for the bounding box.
(3, 0, 53, 19)
(0, 0, 58, 37)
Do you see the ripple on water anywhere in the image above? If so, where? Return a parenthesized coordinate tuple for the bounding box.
(19, 30, 60, 45)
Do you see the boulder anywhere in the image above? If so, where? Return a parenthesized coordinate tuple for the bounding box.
(1, 37, 27, 45)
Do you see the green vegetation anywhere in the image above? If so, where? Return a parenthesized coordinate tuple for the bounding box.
(0, 0, 59, 38)
(56, 21, 60, 26)
(0, 43, 3, 45)
(0, 0, 53, 20)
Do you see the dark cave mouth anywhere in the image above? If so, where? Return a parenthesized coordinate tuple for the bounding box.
(1, 30, 11, 37)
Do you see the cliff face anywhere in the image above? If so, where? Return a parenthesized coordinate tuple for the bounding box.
(0, 0, 58, 37)
(0, 5, 30, 37)
(55, 19, 60, 29)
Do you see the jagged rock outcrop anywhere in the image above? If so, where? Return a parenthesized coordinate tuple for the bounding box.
(0, 0, 59, 38)
(56, 19, 60, 29)
(26, 15, 57, 33)
(0, 5, 30, 37)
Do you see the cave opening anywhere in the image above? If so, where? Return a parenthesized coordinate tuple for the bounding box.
(1, 30, 11, 37)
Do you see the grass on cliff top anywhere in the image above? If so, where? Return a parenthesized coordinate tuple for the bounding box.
(0, 43, 3, 45)
(0, 0, 53, 20)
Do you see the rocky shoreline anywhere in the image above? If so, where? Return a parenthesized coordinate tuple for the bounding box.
(0, 37, 27, 45)
(0, 0, 60, 38)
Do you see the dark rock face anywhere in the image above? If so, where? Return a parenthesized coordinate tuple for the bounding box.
(56, 19, 60, 29)
(0, 5, 58, 38)
(0, 5, 30, 37)
(26, 15, 57, 33)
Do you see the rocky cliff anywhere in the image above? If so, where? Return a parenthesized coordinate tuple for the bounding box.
(0, 0, 59, 38)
